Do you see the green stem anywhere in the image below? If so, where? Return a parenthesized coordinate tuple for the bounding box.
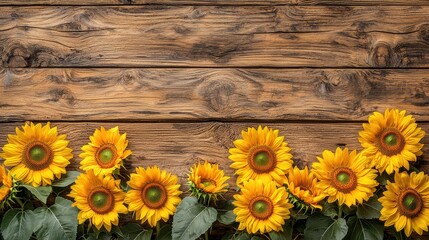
(156, 222, 161, 237)
(338, 204, 343, 219)
(205, 231, 209, 240)
(15, 198, 25, 209)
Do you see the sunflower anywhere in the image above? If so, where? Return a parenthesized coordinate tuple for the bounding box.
(359, 109, 425, 174)
(68, 170, 127, 231)
(80, 126, 132, 176)
(229, 126, 293, 187)
(188, 160, 229, 204)
(125, 166, 182, 227)
(285, 166, 325, 211)
(379, 171, 429, 237)
(233, 179, 293, 234)
(0, 164, 13, 202)
(0, 122, 73, 187)
(311, 148, 378, 207)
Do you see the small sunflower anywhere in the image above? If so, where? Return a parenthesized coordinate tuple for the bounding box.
(0, 164, 13, 202)
(125, 166, 182, 227)
(233, 179, 293, 234)
(1, 122, 73, 187)
(311, 148, 378, 207)
(68, 170, 127, 231)
(285, 166, 325, 212)
(359, 109, 425, 174)
(379, 171, 429, 237)
(80, 126, 132, 176)
(188, 160, 229, 204)
(229, 126, 293, 187)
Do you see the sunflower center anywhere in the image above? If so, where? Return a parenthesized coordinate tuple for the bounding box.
(378, 128, 405, 156)
(24, 141, 53, 170)
(398, 189, 423, 217)
(142, 182, 167, 209)
(201, 178, 216, 188)
(88, 187, 114, 214)
(331, 167, 357, 193)
(248, 146, 277, 174)
(95, 144, 118, 168)
(249, 196, 273, 220)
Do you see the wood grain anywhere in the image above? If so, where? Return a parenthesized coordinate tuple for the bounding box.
(2, 6, 429, 67)
(0, 122, 428, 188)
(1, 0, 429, 6)
(1, 68, 429, 122)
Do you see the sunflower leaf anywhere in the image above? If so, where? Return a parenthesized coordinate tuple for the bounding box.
(122, 223, 153, 240)
(232, 232, 250, 240)
(156, 224, 172, 240)
(52, 171, 80, 187)
(345, 217, 383, 240)
(269, 229, 290, 240)
(356, 196, 381, 219)
(217, 210, 236, 225)
(0, 209, 37, 240)
(21, 184, 52, 204)
(172, 196, 217, 240)
(33, 197, 78, 240)
(321, 201, 337, 218)
(304, 213, 348, 240)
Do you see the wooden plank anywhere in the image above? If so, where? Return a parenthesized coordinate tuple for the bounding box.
(2, 6, 429, 68)
(1, 0, 429, 6)
(0, 122, 428, 188)
(1, 68, 429, 122)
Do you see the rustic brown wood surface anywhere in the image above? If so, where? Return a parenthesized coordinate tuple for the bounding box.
(2, 6, 429, 68)
(1, 122, 428, 189)
(1, 0, 429, 6)
(1, 68, 429, 122)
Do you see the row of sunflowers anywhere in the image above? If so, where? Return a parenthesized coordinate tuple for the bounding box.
(0, 109, 427, 240)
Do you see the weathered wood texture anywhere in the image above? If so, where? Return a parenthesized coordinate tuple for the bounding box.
(1, 0, 429, 6)
(1, 68, 429, 122)
(1, 122, 428, 188)
(2, 6, 429, 68)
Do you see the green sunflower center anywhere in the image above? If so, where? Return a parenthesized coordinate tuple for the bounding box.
(146, 186, 163, 203)
(331, 167, 357, 193)
(399, 189, 423, 217)
(378, 128, 405, 156)
(29, 146, 46, 162)
(88, 187, 114, 214)
(249, 196, 273, 220)
(24, 141, 53, 170)
(248, 146, 277, 174)
(95, 144, 118, 168)
(142, 182, 167, 209)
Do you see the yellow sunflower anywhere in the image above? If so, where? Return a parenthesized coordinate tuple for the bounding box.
(229, 126, 293, 187)
(379, 171, 429, 237)
(311, 148, 378, 207)
(1, 122, 73, 187)
(286, 166, 325, 211)
(80, 126, 132, 176)
(233, 179, 292, 234)
(68, 170, 127, 231)
(0, 164, 13, 202)
(359, 109, 425, 174)
(188, 160, 229, 203)
(125, 166, 182, 227)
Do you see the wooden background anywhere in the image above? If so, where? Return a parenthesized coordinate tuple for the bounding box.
(1, 0, 429, 195)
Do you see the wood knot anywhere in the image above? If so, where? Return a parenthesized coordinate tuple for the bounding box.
(368, 42, 398, 67)
(419, 24, 429, 43)
(46, 87, 76, 106)
(200, 80, 236, 113)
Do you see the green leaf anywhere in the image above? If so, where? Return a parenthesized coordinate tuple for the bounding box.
(122, 223, 153, 240)
(304, 213, 348, 240)
(156, 224, 172, 240)
(356, 196, 382, 219)
(52, 171, 80, 187)
(233, 232, 250, 240)
(33, 197, 78, 240)
(321, 201, 337, 218)
(345, 217, 383, 240)
(269, 230, 289, 240)
(0, 209, 37, 240)
(251, 237, 264, 240)
(172, 196, 217, 240)
(217, 210, 236, 225)
(21, 184, 52, 204)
